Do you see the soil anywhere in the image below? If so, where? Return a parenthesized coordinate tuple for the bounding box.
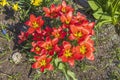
(0, 2, 120, 80)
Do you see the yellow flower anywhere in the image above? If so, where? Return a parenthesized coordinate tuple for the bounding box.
(0, 0, 9, 7)
(12, 3, 19, 11)
(31, 0, 42, 6)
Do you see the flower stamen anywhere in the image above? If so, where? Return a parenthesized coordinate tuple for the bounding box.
(80, 45, 86, 54)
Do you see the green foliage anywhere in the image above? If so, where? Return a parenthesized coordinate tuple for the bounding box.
(88, 0, 120, 27)
(54, 58, 77, 80)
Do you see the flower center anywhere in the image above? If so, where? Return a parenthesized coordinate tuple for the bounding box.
(74, 31, 82, 38)
(80, 45, 86, 54)
(62, 7, 66, 13)
(45, 44, 52, 50)
(39, 59, 46, 66)
(65, 20, 70, 24)
(64, 49, 72, 58)
(32, 21, 39, 28)
(55, 33, 60, 38)
(35, 46, 40, 51)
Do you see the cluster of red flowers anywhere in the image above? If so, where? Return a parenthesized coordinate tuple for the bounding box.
(18, 1, 95, 72)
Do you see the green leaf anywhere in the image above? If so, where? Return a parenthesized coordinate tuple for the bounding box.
(33, 72, 41, 80)
(88, 0, 99, 11)
(67, 70, 77, 80)
(93, 8, 103, 19)
(93, 9, 112, 21)
(95, 20, 112, 28)
(54, 58, 60, 66)
(58, 62, 65, 70)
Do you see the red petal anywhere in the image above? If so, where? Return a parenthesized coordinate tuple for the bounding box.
(54, 44, 60, 52)
(30, 14, 36, 22)
(32, 42, 36, 47)
(69, 34, 75, 40)
(39, 19, 44, 27)
(62, 1, 66, 7)
(74, 53, 84, 60)
(46, 64, 54, 71)
(60, 14, 66, 23)
(46, 36, 51, 42)
(88, 22, 95, 29)
(34, 54, 46, 61)
(70, 25, 78, 33)
(36, 28, 41, 33)
(32, 62, 39, 69)
(27, 27, 35, 34)
(43, 7, 50, 14)
(56, 5, 61, 12)
(63, 41, 71, 49)
(40, 67, 45, 72)
(81, 27, 89, 35)
(67, 11, 72, 22)
(86, 51, 94, 60)
(68, 59, 74, 67)
(46, 58, 52, 63)
(52, 38, 58, 45)
(25, 20, 31, 26)
(50, 4, 55, 12)
(61, 56, 67, 62)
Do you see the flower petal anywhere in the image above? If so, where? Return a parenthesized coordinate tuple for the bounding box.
(30, 14, 36, 22)
(52, 38, 58, 45)
(46, 64, 54, 71)
(68, 59, 74, 67)
(67, 11, 72, 22)
(34, 54, 46, 61)
(32, 62, 39, 69)
(86, 52, 94, 60)
(63, 41, 71, 49)
(27, 27, 35, 34)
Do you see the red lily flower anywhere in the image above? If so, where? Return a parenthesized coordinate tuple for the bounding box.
(75, 40, 94, 60)
(25, 14, 44, 34)
(18, 31, 29, 44)
(72, 12, 87, 25)
(52, 27, 66, 39)
(60, 11, 73, 25)
(32, 54, 53, 72)
(41, 37, 60, 55)
(43, 4, 61, 18)
(32, 31, 44, 41)
(59, 41, 77, 66)
(42, 26, 53, 37)
(31, 41, 46, 55)
(74, 12, 86, 22)
(69, 25, 89, 41)
(84, 22, 95, 35)
(60, 1, 73, 13)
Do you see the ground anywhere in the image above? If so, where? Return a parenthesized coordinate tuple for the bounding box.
(0, 1, 120, 80)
